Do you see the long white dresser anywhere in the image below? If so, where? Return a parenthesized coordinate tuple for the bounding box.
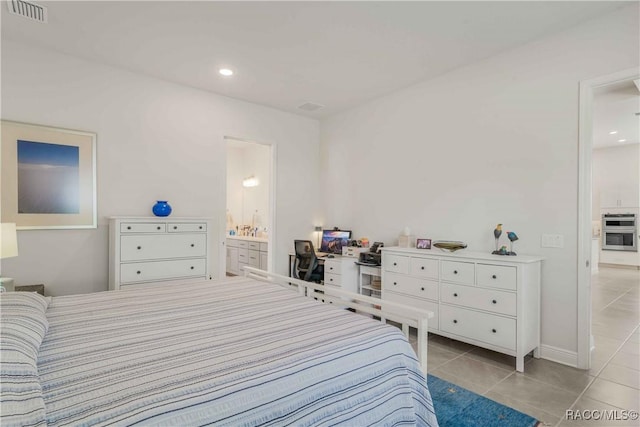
(381, 247, 543, 372)
(109, 217, 212, 290)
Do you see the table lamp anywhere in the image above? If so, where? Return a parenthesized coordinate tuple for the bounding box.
(314, 226, 322, 249)
(0, 223, 19, 292)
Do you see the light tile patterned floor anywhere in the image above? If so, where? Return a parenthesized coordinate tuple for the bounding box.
(409, 266, 640, 427)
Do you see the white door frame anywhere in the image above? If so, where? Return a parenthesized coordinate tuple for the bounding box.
(577, 67, 639, 369)
(221, 136, 277, 276)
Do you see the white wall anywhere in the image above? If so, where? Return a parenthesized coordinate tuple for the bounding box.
(1, 40, 320, 296)
(320, 5, 639, 355)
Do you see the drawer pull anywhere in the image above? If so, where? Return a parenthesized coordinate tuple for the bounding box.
(190, 266, 194, 270)
(393, 262, 397, 266)
(127, 226, 132, 230)
(453, 319, 458, 324)
(136, 271, 141, 274)
(453, 293, 458, 297)
(421, 287, 425, 291)
(492, 299, 497, 304)
(137, 246, 142, 250)
(199, 226, 203, 230)
(190, 244, 195, 247)
(492, 328, 497, 333)
(492, 274, 497, 279)
(453, 270, 458, 274)
(421, 266, 425, 270)
(329, 278, 333, 282)
(157, 226, 161, 230)
(393, 282, 397, 286)
(329, 267, 333, 270)
(173, 226, 178, 230)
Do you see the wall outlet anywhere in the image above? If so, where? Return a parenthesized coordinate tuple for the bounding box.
(541, 234, 564, 248)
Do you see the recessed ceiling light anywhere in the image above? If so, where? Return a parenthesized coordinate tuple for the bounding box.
(609, 130, 618, 135)
(618, 139, 626, 143)
(219, 68, 234, 77)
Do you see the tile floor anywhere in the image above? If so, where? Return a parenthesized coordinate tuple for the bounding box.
(410, 266, 639, 427)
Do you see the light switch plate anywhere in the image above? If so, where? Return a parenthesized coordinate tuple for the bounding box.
(541, 234, 564, 248)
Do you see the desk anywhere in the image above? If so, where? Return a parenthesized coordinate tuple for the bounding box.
(357, 264, 382, 297)
(288, 253, 359, 294)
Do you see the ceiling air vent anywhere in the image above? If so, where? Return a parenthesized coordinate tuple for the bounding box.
(297, 102, 324, 112)
(7, 0, 47, 23)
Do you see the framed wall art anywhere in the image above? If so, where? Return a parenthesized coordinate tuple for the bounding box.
(1, 120, 97, 229)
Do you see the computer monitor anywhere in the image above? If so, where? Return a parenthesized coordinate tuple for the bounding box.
(320, 230, 352, 254)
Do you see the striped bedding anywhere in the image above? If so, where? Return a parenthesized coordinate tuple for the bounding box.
(34, 277, 437, 426)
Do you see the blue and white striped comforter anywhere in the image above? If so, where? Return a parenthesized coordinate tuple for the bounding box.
(38, 277, 438, 426)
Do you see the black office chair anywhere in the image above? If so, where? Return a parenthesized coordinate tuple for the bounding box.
(293, 240, 323, 282)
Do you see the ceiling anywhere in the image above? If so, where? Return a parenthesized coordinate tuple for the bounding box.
(1, 1, 629, 118)
(593, 80, 640, 149)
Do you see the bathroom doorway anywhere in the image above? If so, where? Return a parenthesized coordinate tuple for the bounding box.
(223, 136, 275, 276)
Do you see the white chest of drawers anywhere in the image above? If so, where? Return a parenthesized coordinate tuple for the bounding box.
(382, 247, 543, 372)
(109, 217, 212, 290)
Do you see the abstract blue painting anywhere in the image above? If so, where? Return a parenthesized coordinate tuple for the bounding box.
(17, 140, 80, 214)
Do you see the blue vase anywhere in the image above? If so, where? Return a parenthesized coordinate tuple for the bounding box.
(152, 200, 172, 217)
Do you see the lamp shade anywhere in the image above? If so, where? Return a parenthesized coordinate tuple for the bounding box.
(0, 223, 19, 259)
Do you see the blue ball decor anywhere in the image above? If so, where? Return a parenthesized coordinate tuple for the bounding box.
(152, 200, 172, 217)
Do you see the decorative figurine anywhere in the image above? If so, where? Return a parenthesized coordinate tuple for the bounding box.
(492, 224, 503, 255)
(507, 231, 519, 255)
(498, 245, 509, 255)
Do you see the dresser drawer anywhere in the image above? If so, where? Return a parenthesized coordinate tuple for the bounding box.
(237, 241, 249, 249)
(440, 305, 515, 350)
(167, 222, 207, 232)
(260, 242, 268, 252)
(120, 222, 165, 233)
(227, 239, 239, 248)
(384, 254, 409, 274)
(248, 241, 260, 250)
(238, 248, 248, 262)
(383, 292, 438, 330)
(409, 257, 439, 279)
(121, 234, 206, 261)
(441, 261, 475, 285)
(441, 283, 516, 316)
(324, 273, 341, 287)
(385, 272, 438, 301)
(121, 258, 206, 283)
(324, 259, 341, 274)
(248, 249, 260, 267)
(477, 264, 517, 291)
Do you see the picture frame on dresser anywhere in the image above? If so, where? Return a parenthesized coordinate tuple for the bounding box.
(1, 120, 97, 230)
(416, 238, 431, 249)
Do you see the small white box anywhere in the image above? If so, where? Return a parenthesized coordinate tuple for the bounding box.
(342, 247, 369, 257)
(398, 235, 416, 248)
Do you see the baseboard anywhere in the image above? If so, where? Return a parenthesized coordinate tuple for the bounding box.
(539, 344, 578, 368)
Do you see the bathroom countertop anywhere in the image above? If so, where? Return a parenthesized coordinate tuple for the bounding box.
(227, 235, 268, 243)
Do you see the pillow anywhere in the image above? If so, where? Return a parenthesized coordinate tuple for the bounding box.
(1, 292, 51, 427)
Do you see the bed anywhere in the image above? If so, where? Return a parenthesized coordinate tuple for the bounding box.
(1, 269, 438, 426)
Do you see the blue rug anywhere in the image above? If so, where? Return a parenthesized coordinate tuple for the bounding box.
(428, 375, 539, 427)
